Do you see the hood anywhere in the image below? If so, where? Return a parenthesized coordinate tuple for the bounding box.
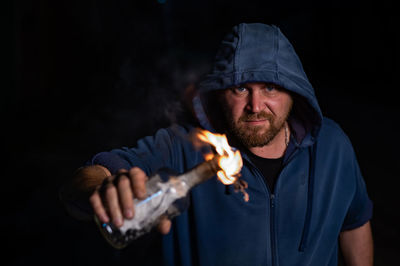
(193, 23, 322, 148)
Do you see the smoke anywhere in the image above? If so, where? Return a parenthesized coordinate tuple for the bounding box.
(96, 50, 210, 147)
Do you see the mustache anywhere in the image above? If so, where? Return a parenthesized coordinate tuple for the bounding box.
(238, 111, 273, 122)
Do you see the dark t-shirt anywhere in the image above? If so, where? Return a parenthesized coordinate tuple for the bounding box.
(246, 152, 284, 192)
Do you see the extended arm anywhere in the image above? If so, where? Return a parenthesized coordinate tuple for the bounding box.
(339, 221, 373, 266)
(61, 127, 186, 232)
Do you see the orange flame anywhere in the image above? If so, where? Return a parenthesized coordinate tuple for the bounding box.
(197, 130, 243, 185)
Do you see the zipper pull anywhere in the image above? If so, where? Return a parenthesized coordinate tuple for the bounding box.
(270, 194, 275, 208)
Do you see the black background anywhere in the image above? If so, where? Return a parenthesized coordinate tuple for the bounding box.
(6, 0, 399, 265)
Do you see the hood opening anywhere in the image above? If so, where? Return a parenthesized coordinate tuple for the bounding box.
(192, 88, 321, 149)
(287, 92, 321, 146)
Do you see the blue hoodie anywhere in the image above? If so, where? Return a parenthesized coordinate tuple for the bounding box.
(87, 23, 372, 266)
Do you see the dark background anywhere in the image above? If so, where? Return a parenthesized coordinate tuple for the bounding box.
(6, 0, 399, 265)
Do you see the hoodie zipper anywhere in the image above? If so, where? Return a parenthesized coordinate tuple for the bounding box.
(243, 146, 300, 266)
(270, 193, 277, 266)
(243, 158, 277, 266)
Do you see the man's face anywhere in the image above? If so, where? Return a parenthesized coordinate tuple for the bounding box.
(220, 82, 293, 148)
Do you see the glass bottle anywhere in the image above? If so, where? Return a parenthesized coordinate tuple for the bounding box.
(95, 157, 220, 249)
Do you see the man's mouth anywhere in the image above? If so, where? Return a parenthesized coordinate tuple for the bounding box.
(244, 119, 268, 125)
(239, 112, 273, 126)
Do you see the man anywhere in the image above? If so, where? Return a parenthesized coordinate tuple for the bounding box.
(62, 23, 373, 265)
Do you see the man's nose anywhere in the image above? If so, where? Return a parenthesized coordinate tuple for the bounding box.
(246, 90, 265, 113)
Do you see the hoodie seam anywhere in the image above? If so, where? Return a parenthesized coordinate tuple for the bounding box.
(203, 69, 280, 78)
(273, 25, 280, 82)
(299, 143, 317, 252)
(233, 24, 243, 84)
(202, 69, 312, 85)
(277, 72, 314, 96)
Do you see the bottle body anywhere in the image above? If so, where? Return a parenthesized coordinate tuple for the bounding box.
(95, 170, 189, 249)
(95, 158, 220, 249)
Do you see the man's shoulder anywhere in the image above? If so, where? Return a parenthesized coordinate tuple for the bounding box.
(162, 123, 196, 140)
(320, 117, 343, 131)
(320, 117, 347, 137)
(166, 123, 195, 134)
(153, 123, 199, 150)
(318, 117, 354, 150)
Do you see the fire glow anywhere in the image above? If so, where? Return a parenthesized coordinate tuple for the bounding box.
(196, 130, 243, 185)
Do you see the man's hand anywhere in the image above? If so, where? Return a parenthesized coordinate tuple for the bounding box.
(88, 166, 172, 234)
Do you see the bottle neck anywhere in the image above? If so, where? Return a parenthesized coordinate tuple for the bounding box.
(179, 155, 221, 188)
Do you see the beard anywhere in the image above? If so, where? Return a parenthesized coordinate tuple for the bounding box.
(225, 109, 291, 148)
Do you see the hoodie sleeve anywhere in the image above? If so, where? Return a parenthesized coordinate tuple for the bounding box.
(88, 127, 183, 175)
(60, 126, 190, 221)
(341, 155, 373, 231)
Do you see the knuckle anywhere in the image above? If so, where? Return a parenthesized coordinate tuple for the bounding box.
(89, 192, 102, 206)
(91, 200, 103, 213)
(129, 166, 142, 172)
(129, 167, 146, 179)
(121, 199, 133, 209)
(135, 192, 146, 201)
(133, 174, 148, 186)
(93, 206, 104, 216)
(116, 169, 128, 174)
(89, 191, 98, 203)
(119, 188, 133, 203)
(104, 185, 116, 198)
(117, 176, 131, 188)
(133, 182, 146, 194)
(121, 189, 133, 202)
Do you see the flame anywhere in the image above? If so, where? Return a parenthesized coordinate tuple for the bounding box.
(197, 130, 243, 185)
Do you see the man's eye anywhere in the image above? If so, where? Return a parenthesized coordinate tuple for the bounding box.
(265, 85, 276, 91)
(235, 87, 248, 93)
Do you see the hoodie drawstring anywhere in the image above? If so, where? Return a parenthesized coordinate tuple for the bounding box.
(299, 142, 317, 252)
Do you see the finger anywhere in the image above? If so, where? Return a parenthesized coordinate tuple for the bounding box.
(129, 167, 148, 199)
(104, 183, 124, 227)
(116, 174, 134, 219)
(158, 217, 172, 235)
(115, 168, 129, 176)
(89, 190, 109, 223)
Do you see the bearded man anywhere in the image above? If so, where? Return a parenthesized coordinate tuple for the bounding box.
(61, 23, 373, 266)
